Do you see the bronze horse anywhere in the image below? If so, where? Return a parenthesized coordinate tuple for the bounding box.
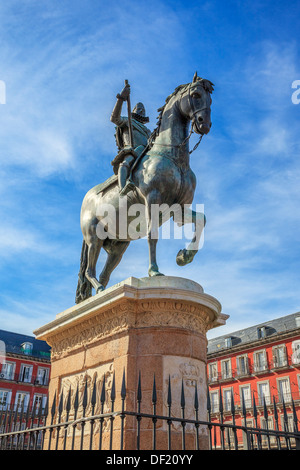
(75, 73, 213, 303)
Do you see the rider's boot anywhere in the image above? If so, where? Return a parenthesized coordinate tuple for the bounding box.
(118, 160, 135, 196)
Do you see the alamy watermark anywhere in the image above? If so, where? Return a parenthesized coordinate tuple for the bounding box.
(0, 80, 6, 104)
(95, 199, 205, 250)
(291, 80, 300, 104)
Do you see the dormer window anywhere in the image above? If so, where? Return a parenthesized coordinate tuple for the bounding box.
(257, 327, 266, 339)
(21, 342, 33, 355)
(225, 337, 232, 348)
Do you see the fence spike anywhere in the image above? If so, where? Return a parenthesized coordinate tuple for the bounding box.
(230, 388, 235, 416)
(194, 384, 199, 412)
(241, 390, 246, 418)
(137, 371, 142, 403)
(66, 386, 72, 416)
(58, 390, 64, 416)
(73, 384, 79, 414)
(111, 371, 116, 403)
(207, 387, 211, 416)
(100, 374, 106, 405)
(121, 369, 126, 400)
(82, 377, 88, 411)
(152, 374, 157, 405)
(51, 391, 57, 421)
(263, 396, 268, 421)
(252, 392, 257, 420)
(219, 387, 224, 415)
(91, 376, 97, 409)
(292, 398, 298, 432)
(181, 379, 185, 409)
(167, 375, 172, 407)
(272, 395, 278, 423)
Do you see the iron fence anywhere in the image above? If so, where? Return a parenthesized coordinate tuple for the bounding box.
(0, 371, 299, 451)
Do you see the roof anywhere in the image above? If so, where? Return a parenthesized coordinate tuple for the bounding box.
(0, 329, 51, 360)
(207, 312, 300, 355)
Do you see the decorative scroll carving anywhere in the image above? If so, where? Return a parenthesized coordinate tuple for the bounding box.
(50, 298, 212, 360)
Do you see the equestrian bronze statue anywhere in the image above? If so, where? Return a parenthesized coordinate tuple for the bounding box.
(75, 73, 214, 304)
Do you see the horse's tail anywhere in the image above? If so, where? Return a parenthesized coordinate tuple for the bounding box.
(75, 240, 92, 304)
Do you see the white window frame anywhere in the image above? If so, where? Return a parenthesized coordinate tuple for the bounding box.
(1, 361, 16, 380)
(36, 366, 50, 385)
(221, 358, 232, 380)
(19, 364, 33, 383)
(0, 389, 12, 410)
(239, 384, 252, 409)
(277, 376, 292, 403)
(223, 387, 233, 412)
(208, 362, 218, 382)
(15, 391, 30, 411)
(236, 354, 249, 377)
(272, 344, 288, 368)
(210, 390, 219, 413)
(257, 380, 271, 406)
(253, 349, 268, 372)
(291, 340, 300, 365)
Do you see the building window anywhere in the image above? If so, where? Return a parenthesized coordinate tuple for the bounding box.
(291, 340, 300, 365)
(257, 381, 271, 406)
(208, 362, 218, 382)
(260, 416, 275, 444)
(236, 355, 249, 377)
(35, 367, 50, 385)
(221, 359, 232, 380)
(19, 364, 33, 383)
(1, 361, 15, 380)
(225, 337, 232, 348)
(277, 377, 292, 403)
(253, 350, 268, 372)
(223, 388, 233, 412)
(0, 389, 11, 410)
(272, 345, 288, 368)
(257, 327, 266, 339)
(21, 342, 33, 355)
(15, 391, 30, 411)
(210, 390, 219, 413)
(240, 384, 252, 409)
(32, 394, 47, 413)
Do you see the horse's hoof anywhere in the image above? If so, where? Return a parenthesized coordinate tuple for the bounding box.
(148, 268, 165, 277)
(96, 285, 105, 294)
(176, 249, 197, 266)
(176, 249, 187, 266)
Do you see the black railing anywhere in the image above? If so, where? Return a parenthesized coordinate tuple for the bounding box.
(0, 372, 299, 451)
(0, 371, 49, 386)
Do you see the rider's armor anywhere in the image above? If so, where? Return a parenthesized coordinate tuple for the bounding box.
(111, 98, 151, 196)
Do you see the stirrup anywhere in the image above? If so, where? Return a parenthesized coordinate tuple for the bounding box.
(119, 180, 135, 196)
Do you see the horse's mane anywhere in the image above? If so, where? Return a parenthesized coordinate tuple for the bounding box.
(148, 77, 214, 148)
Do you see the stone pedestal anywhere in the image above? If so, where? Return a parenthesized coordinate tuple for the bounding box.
(34, 276, 228, 450)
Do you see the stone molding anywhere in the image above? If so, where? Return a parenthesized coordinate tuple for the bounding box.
(34, 277, 228, 360)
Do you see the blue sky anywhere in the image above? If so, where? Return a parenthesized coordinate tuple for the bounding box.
(0, 0, 299, 339)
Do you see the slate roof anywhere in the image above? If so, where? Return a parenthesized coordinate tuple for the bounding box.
(0, 329, 50, 360)
(207, 312, 300, 355)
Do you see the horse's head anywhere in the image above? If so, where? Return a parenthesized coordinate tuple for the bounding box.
(180, 72, 214, 135)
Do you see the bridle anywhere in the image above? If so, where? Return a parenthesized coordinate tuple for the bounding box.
(178, 83, 211, 154)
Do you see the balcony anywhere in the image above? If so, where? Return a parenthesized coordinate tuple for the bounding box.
(0, 372, 49, 386)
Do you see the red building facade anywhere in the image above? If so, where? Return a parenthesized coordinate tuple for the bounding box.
(207, 312, 300, 448)
(0, 329, 51, 413)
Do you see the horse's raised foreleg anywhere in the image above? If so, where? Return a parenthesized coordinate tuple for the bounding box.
(176, 207, 206, 266)
(146, 190, 164, 277)
(99, 240, 130, 288)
